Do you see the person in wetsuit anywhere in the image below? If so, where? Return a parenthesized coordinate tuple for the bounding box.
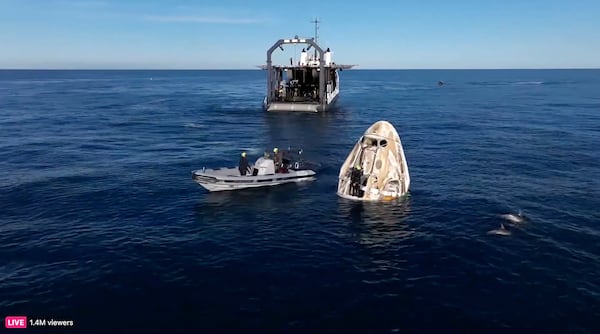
(350, 164, 364, 197)
(239, 152, 249, 176)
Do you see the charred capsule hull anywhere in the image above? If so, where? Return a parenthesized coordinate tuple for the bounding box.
(337, 121, 410, 201)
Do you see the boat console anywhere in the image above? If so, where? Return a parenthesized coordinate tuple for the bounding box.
(252, 158, 275, 176)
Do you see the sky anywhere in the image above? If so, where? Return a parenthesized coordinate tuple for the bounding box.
(0, 0, 599, 69)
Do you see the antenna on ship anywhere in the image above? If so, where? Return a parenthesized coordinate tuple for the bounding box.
(310, 17, 320, 59)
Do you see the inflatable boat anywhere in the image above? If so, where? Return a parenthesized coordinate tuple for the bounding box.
(192, 153, 316, 192)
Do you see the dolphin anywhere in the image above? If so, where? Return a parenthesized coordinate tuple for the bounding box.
(501, 211, 525, 224)
(487, 224, 511, 236)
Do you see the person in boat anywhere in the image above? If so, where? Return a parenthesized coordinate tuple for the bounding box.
(281, 148, 291, 168)
(239, 152, 249, 176)
(273, 147, 283, 170)
(350, 164, 364, 197)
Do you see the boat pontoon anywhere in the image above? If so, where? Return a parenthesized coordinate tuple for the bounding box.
(337, 121, 411, 201)
(192, 150, 317, 192)
(260, 19, 355, 112)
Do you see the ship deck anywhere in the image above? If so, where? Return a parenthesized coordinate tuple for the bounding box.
(258, 64, 355, 70)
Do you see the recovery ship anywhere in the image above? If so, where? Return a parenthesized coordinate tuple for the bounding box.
(260, 19, 355, 112)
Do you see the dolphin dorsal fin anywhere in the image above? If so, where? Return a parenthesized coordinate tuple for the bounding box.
(500, 224, 506, 229)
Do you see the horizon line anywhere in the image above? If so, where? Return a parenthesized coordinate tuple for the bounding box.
(1, 67, 599, 71)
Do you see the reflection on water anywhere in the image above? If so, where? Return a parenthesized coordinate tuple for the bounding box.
(193, 182, 316, 220)
(337, 197, 414, 277)
(338, 197, 414, 247)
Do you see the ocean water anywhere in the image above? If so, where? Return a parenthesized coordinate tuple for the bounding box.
(1, 69, 599, 333)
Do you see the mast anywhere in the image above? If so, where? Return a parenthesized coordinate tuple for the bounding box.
(310, 17, 320, 59)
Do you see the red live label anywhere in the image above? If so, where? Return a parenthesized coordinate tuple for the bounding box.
(5, 316, 27, 329)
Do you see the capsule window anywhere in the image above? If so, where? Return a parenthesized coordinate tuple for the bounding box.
(362, 137, 376, 146)
(379, 140, 388, 147)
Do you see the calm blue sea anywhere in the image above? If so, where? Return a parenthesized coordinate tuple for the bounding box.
(1, 69, 599, 333)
